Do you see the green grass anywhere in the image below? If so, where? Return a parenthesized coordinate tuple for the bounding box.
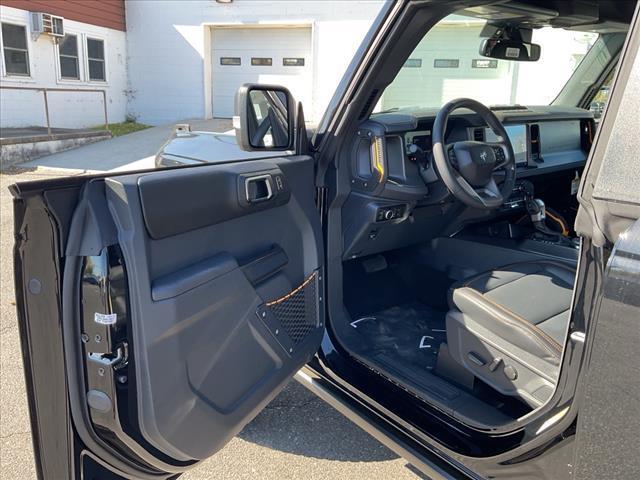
(99, 121, 151, 137)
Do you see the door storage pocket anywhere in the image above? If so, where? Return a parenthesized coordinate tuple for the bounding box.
(256, 270, 321, 353)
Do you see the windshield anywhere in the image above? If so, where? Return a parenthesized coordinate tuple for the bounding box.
(377, 14, 598, 111)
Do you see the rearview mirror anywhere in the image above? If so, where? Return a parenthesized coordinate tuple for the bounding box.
(234, 84, 295, 151)
(479, 37, 541, 62)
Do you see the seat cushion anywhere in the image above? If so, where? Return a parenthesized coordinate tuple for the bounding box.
(449, 261, 576, 363)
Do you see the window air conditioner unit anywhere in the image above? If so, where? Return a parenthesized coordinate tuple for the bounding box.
(30, 12, 65, 40)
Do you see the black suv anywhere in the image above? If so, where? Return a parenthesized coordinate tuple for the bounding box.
(10, 1, 640, 479)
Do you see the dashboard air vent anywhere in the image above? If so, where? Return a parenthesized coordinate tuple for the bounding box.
(530, 124, 542, 162)
(473, 128, 485, 142)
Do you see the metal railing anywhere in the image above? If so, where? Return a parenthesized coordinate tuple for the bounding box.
(0, 85, 108, 138)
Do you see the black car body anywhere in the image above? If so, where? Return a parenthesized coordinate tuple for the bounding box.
(10, 1, 640, 479)
(154, 125, 284, 168)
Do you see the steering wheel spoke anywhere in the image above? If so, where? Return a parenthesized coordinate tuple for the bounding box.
(486, 141, 509, 169)
(454, 172, 503, 209)
(446, 143, 459, 168)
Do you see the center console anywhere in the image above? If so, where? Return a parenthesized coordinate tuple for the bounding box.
(469, 223, 580, 261)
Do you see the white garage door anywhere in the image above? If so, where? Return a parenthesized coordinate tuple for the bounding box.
(211, 26, 312, 118)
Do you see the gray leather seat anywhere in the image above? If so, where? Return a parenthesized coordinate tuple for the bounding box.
(445, 261, 576, 407)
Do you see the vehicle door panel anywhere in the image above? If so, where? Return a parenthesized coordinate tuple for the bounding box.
(17, 154, 324, 473)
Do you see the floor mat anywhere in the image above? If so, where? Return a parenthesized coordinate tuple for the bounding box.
(350, 302, 447, 373)
(343, 260, 414, 318)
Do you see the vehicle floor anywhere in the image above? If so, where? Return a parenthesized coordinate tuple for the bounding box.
(349, 301, 446, 374)
(343, 252, 454, 318)
(343, 253, 531, 421)
(343, 253, 449, 374)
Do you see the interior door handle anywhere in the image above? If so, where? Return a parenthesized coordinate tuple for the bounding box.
(245, 175, 274, 203)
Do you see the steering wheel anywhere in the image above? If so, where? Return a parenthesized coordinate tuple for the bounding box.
(432, 98, 516, 210)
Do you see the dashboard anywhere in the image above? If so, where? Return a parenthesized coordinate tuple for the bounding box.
(353, 105, 593, 194)
(405, 117, 590, 177)
(342, 105, 594, 259)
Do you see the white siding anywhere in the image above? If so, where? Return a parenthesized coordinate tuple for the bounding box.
(125, 0, 384, 125)
(0, 6, 127, 129)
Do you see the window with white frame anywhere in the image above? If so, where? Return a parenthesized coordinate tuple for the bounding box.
(86, 37, 105, 81)
(59, 34, 80, 79)
(1, 22, 30, 76)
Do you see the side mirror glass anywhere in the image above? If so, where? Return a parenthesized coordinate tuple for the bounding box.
(479, 37, 541, 62)
(234, 84, 295, 151)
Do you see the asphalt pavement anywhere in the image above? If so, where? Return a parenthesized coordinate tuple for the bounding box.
(0, 162, 424, 479)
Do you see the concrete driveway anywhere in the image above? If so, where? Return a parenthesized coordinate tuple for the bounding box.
(13, 118, 233, 173)
(0, 129, 424, 479)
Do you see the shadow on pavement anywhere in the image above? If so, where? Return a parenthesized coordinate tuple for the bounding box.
(238, 380, 400, 462)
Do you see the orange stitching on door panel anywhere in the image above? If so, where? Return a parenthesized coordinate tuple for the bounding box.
(266, 271, 318, 306)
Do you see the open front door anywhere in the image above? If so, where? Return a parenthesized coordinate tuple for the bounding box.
(573, 6, 640, 476)
(12, 154, 324, 478)
(575, 3, 640, 246)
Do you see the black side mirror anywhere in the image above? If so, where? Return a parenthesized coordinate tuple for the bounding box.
(234, 84, 295, 151)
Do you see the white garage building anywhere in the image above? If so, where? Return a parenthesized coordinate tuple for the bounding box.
(125, 2, 594, 125)
(2, 1, 595, 130)
(382, 15, 595, 110)
(125, 0, 385, 125)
